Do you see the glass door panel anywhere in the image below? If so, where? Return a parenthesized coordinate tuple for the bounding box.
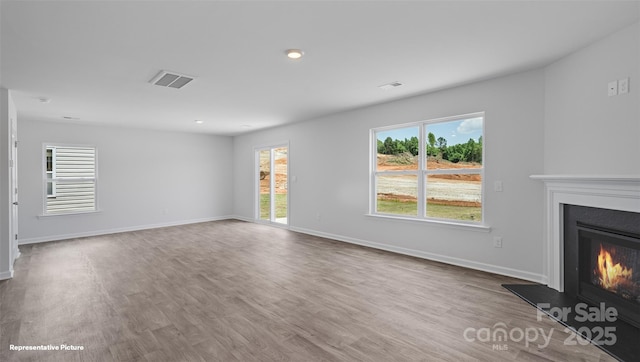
(274, 147, 288, 224)
(259, 149, 271, 221)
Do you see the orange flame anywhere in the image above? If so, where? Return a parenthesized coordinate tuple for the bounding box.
(597, 244, 633, 290)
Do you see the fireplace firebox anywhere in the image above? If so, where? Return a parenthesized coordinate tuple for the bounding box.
(564, 205, 640, 331)
(577, 224, 640, 328)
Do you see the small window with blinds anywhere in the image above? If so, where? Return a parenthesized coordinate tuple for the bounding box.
(44, 145, 97, 215)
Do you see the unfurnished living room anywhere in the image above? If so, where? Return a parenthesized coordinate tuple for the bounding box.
(1, 1, 639, 361)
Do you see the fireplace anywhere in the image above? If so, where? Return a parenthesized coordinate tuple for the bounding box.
(510, 175, 640, 360)
(529, 175, 640, 292)
(577, 224, 640, 328)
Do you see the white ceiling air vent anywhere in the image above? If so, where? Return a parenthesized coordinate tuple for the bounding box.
(378, 81, 404, 90)
(149, 70, 195, 89)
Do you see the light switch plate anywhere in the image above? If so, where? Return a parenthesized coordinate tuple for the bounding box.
(608, 80, 618, 96)
(619, 78, 629, 94)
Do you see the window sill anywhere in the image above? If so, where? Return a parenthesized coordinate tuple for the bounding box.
(365, 213, 491, 232)
(38, 210, 102, 219)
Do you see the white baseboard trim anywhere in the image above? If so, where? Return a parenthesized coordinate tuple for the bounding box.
(230, 215, 253, 223)
(289, 225, 547, 284)
(18, 216, 235, 245)
(0, 269, 14, 280)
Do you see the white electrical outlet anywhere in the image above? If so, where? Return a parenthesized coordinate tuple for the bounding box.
(619, 78, 629, 94)
(494, 181, 503, 192)
(494, 237, 503, 248)
(608, 81, 618, 96)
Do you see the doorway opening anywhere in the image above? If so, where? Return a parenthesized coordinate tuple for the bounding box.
(256, 145, 288, 225)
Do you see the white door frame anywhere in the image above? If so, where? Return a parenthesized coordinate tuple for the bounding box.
(254, 143, 289, 226)
(10, 115, 19, 262)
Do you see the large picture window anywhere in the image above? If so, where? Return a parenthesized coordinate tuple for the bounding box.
(371, 113, 484, 224)
(44, 145, 97, 215)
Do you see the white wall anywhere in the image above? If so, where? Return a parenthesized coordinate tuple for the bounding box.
(233, 69, 546, 282)
(0, 88, 17, 279)
(544, 22, 640, 175)
(19, 120, 234, 243)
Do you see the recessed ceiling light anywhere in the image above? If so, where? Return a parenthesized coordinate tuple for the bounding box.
(38, 97, 52, 103)
(62, 116, 79, 120)
(241, 124, 252, 129)
(195, 120, 204, 124)
(286, 49, 304, 60)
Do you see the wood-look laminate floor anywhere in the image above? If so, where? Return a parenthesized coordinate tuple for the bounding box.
(1, 220, 614, 362)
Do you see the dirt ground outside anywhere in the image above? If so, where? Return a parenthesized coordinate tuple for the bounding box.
(376, 154, 481, 206)
(258, 153, 481, 207)
(260, 150, 288, 195)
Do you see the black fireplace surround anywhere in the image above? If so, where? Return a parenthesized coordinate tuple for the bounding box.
(564, 205, 640, 328)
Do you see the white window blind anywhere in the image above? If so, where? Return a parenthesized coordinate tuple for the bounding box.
(45, 146, 97, 214)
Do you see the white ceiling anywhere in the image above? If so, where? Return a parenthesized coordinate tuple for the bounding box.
(2, 1, 639, 135)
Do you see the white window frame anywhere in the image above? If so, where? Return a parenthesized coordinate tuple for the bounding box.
(42, 143, 99, 216)
(46, 146, 57, 198)
(369, 112, 488, 230)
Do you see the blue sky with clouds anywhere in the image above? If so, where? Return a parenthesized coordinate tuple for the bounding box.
(376, 116, 482, 146)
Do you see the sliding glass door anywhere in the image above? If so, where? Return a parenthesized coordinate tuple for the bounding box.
(256, 145, 288, 225)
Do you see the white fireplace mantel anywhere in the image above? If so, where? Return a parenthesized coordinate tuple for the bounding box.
(530, 175, 640, 292)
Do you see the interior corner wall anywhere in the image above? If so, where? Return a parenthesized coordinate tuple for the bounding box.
(233, 69, 546, 282)
(18, 120, 234, 243)
(0, 88, 15, 279)
(544, 21, 640, 175)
